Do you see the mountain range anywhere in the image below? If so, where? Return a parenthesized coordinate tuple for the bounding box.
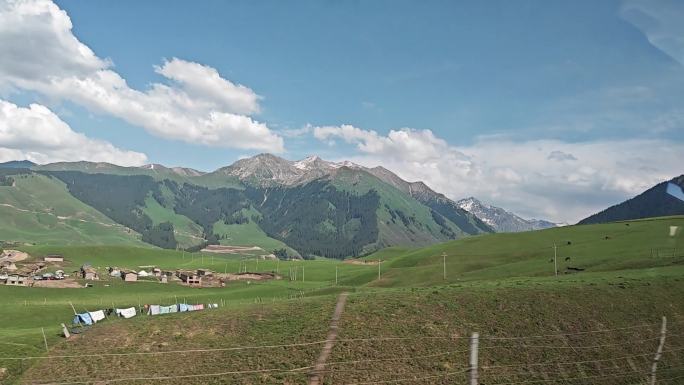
(0, 154, 496, 258)
(1, 155, 681, 258)
(456, 197, 561, 232)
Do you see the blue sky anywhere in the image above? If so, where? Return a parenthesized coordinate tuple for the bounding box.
(0, 0, 683, 221)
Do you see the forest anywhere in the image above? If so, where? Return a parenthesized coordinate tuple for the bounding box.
(36, 171, 383, 258)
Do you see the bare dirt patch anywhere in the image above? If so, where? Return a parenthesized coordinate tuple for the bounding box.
(0, 249, 29, 262)
(343, 259, 381, 265)
(216, 272, 281, 281)
(201, 245, 263, 254)
(32, 279, 82, 288)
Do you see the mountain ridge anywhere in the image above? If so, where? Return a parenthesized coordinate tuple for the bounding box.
(579, 175, 684, 225)
(456, 197, 559, 232)
(0, 154, 495, 258)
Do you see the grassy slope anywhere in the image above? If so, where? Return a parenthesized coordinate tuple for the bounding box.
(330, 170, 463, 251)
(367, 215, 684, 287)
(141, 195, 205, 249)
(13, 277, 684, 385)
(0, 174, 144, 246)
(2, 217, 684, 384)
(213, 221, 295, 253)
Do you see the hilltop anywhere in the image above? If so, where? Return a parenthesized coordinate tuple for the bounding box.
(579, 175, 684, 224)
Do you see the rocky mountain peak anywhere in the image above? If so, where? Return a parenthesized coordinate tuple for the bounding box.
(457, 197, 556, 232)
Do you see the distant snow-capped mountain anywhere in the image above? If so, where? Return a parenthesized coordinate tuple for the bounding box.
(456, 197, 559, 232)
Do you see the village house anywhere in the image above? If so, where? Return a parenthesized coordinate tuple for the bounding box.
(44, 255, 64, 262)
(80, 265, 99, 280)
(122, 271, 138, 282)
(178, 272, 202, 286)
(6, 275, 30, 286)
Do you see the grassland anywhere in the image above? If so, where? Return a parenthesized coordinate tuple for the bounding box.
(1, 216, 683, 384)
(0, 174, 144, 246)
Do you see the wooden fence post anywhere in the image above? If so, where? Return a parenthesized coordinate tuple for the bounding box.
(469, 332, 480, 385)
(41, 327, 48, 352)
(650, 316, 667, 385)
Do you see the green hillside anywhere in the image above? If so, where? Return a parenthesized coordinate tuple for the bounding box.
(0, 173, 144, 246)
(330, 169, 476, 250)
(366, 215, 684, 287)
(1, 158, 495, 257)
(1, 217, 683, 384)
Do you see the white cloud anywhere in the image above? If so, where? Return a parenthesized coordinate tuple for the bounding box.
(621, 0, 684, 65)
(0, 99, 147, 165)
(0, 0, 284, 153)
(313, 125, 684, 223)
(154, 58, 261, 116)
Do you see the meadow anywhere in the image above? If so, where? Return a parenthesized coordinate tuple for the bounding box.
(0, 216, 682, 384)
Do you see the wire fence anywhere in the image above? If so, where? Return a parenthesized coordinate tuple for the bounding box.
(4, 317, 682, 384)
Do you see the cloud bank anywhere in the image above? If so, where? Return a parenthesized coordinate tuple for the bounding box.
(0, 0, 284, 153)
(313, 125, 683, 223)
(0, 100, 147, 165)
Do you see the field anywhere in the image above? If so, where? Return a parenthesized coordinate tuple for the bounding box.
(0, 216, 683, 384)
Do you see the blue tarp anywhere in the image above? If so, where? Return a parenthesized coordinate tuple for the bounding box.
(666, 182, 684, 202)
(73, 312, 93, 326)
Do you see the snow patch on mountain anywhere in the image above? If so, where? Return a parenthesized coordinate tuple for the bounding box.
(457, 197, 559, 232)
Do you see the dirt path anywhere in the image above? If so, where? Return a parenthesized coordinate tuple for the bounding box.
(308, 292, 349, 385)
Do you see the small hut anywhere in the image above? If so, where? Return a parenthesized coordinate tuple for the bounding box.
(122, 271, 138, 282)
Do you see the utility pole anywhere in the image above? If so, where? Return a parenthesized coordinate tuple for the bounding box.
(442, 252, 447, 280)
(553, 243, 558, 276)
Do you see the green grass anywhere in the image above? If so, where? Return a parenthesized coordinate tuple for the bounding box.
(330, 170, 465, 250)
(213, 220, 296, 254)
(1, 216, 683, 384)
(0, 174, 144, 246)
(367, 215, 684, 287)
(141, 195, 205, 249)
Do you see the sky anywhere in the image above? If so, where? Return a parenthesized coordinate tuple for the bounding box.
(0, 0, 683, 223)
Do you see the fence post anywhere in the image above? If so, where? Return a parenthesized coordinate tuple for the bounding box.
(470, 332, 479, 385)
(61, 323, 70, 338)
(41, 327, 48, 352)
(650, 316, 667, 385)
